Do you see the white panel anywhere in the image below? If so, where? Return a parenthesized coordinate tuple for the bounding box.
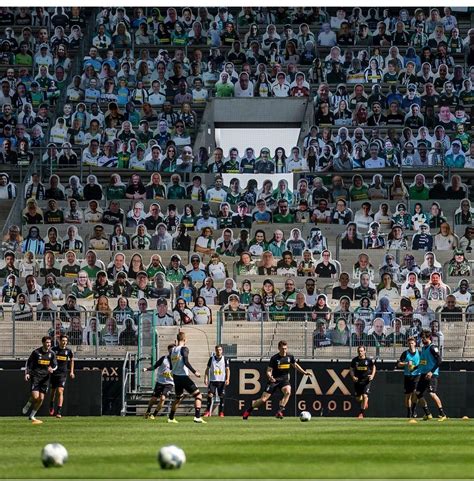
(222, 173, 294, 190)
(215, 128, 300, 158)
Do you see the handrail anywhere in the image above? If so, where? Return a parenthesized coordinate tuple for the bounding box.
(2, 156, 39, 237)
(296, 98, 314, 152)
(216, 310, 222, 345)
(335, 232, 342, 263)
(120, 350, 130, 415)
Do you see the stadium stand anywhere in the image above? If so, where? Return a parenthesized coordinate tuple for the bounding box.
(1, 7, 474, 411)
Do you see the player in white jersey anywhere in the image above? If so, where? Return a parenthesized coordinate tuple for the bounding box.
(168, 332, 206, 424)
(204, 345, 230, 417)
(142, 344, 174, 420)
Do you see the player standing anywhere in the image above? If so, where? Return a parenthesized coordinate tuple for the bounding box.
(397, 336, 420, 419)
(22, 336, 57, 424)
(413, 329, 447, 422)
(50, 335, 75, 418)
(350, 345, 376, 419)
(168, 332, 206, 424)
(242, 340, 310, 420)
(143, 344, 174, 419)
(204, 344, 230, 417)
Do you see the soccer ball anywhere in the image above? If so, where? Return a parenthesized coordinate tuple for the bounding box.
(41, 443, 68, 467)
(300, 411, 312, 422)
(157, 445, 186, 469)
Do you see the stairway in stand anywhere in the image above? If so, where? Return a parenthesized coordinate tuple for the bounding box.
(123, 325, 217, 416)
(157, 325, 216, 388)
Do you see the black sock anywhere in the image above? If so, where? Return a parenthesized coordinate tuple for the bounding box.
(407, 407, 411, 418)
(219, 398, 225, 413)
(56, 406, 62, 414)
(438, 406, 445, 416)
(278, 404, 286, 413)
(169, 410, 175, 420)
(247, 403, 255, 413)
(206, 397, 212, 411)
(153, 409, 159, 416)
(146, 406, 151, 414)
(195, 407, 201, 418)
(423, 405, 430, 415)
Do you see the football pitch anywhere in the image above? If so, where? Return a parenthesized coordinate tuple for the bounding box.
(1, 416, 473, 479)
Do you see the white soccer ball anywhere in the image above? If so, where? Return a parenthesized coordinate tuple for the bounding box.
(41, 443, 68, 467)
(157, 445, 186, 469)
(300, 411, 312, 422)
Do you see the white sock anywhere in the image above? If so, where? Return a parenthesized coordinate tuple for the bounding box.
(22, 401, 32, 414)
(29, 409, 38, 419)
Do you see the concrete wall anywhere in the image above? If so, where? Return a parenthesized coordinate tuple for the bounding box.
(193, 98, 308, 153)
(212, 97, 308, 124)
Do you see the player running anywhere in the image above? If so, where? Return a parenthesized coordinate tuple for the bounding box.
(413, 329, 447, 422)
(242, 340, 310, 420)
(143, 344, 174, 419)
(22, 336, 57, 424)
(50, 335, 75, 418)
(204, 344, 230, 417)
(397, 336, 420, 420)
(167, 332, 206, 424)
(350, 345, 376, 419)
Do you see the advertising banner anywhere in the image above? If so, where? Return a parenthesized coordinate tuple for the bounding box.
(0, 359, 123, 415)
(226, 360, 474, 418)
(0, 370, 101, 416)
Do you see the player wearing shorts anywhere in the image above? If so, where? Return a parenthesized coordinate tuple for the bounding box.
(413, 329, 447, 422)
(350, 345, 376, 419)
(168, 332, 206, 424)
(22, 336, 57, 424)
(397, 336, 420, 419)
(242, 340, 310, 420)
(143, 344, 174, 419)
(204, 345, 230, 417)
(50, 335, 75, 418)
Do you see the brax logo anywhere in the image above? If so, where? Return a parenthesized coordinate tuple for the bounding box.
(239, 368, 352, 396)
(82, 366, 119, 380)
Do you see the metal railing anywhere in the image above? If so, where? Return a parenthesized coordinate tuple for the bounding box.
(2, 306, 473, 361)
(5, 308, 160, 358)
(216, 310, 473, 360)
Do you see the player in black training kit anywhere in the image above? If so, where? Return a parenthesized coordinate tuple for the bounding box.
(350, 345, 376, 418)
(143, 344, 175, 419)
(50, 335, 75, 418)
(242, 340, 310, 419)
(22, 336, 57, 424)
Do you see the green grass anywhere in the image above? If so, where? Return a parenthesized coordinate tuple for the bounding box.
(0, 416, 473, 479)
